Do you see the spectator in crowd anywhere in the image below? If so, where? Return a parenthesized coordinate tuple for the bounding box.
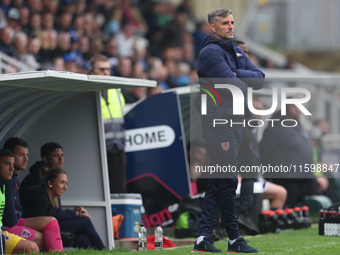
(79, 35, 91, 61)
(19, 6, 30, 34)
(163, 58, 178, 87)
(55, 11, 73, 33)
(41, 12, 55, 30)
(133, 37, 149, 72)
(3, 137, 63, 252)
(182, 39, 197, 68)
(121, 0, 148, 36)
(58, 0, 76, 13)
(114, 56, 133, 78)
(0, 0, 11, 14)
(27, 0, 43, 13)
(74, 0, 87, 16)
(132, 61, 148, 79)
(0, 8, 8, 28)
(38, 28, 58, 68)
(115, 23, 136, 58)
(7, 8, 21, 33)
(28, 12, 42, 37)
(176, 62, 191, 86)
(193, 20, 210, 56)
(0, 149, 40, 254)
(88, 37, 105, 58)
(160, 9, 188, 51)
(259, 100, 319, 208)
(63, 53, 78, 72)
(20, 142, 64, 217)
(55, 32, 71, 58)
(102, 38, 119, 72)
(83, 12, 96, 37)
(149, 57, 171, 89)
(27, 35, 41, 62)
(53, 56, 65, 71)
(0, 25, 18, 57)
(103, 7, 122, 39)
(90, 54, 126, 193)
(73, 14, 86, 37)
(142, 0, 173, 57)
(12, 31, 39, 69)
(43, 0, 59, 14)
(27, 168, 106, 250)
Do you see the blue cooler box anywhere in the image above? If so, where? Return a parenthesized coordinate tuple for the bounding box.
(111, 193, 143, 238)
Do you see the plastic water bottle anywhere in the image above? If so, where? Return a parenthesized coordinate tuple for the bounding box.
(154, 223, 163, 250)
(138, 223, 147, 251)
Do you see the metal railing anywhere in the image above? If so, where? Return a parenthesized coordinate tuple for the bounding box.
(0, 51, 38, 73)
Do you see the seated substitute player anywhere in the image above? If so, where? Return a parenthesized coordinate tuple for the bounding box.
(0, 149, 40, 254)
(3, 137, 63, 251)
(19, 142, 64, 217)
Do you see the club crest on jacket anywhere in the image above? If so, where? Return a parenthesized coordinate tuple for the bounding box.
(221, 142, 230, 151)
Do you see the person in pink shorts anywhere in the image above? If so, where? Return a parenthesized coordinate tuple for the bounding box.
(3, 137, 63, 252)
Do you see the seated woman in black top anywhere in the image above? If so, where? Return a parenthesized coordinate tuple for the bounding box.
(26, 168, 105, 250)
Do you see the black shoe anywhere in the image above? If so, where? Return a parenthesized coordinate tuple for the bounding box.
(227, 237, 258, 253)
(237, 215, 260, 235)
(192, 236, 223, 253)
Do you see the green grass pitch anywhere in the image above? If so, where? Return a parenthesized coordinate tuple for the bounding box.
(44, 225, 340, 254)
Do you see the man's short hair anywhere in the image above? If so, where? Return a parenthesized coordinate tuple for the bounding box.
(89, 54, 109, 70)
(208, 8, 232, 24)
(0, 149, 14, 158)
(233, 40, 245, 46)
(40, 142, 63, 158)
(3, 137, 28, 152)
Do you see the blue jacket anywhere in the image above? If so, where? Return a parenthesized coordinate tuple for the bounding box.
(24, 187, 77, 221)
(3, 173, 22, 228)
(197, 35, 265, 118)
(19, 161, 46, 217)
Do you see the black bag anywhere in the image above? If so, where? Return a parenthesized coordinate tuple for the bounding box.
(60, 231, 76, 247)
(173, 196, 203, 238)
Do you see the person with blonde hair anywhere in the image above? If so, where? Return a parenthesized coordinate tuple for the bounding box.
(26, 168, 105, 250)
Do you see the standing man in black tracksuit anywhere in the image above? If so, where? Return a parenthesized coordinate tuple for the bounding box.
(192, 8, 265, 253)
